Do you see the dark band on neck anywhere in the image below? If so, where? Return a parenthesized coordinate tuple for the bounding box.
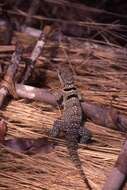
(64, 87, 76, 91)
(66, 94, 78, 100)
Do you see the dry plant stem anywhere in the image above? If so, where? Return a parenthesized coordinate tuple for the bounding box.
(0, 19, 13, 45)
(102, 140, 127, 190)
(0, 43, 23, 107)
(21, 32, 45, 84)
(0, 22, 50, 43)
(102, 168, 125, 190)
(21, 26, 52, 84)
(21, 26, 41, 37)
(15, 84, 127, 132)
(82, 102, 127, 132)
(43, 0, 127, 18)
(16, 84, 57, 106)
(0, 119, 8, 143)
(24, 0, 40, 26)
(13, 0, 22, 9)
(3, 137, 56, 154)
(0, 88, 8, 108)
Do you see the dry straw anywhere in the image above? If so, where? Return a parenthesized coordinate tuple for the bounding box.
(0, 6, 127, 188)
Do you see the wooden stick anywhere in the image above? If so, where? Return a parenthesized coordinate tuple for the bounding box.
(102, 140, 127, 190)
(0, 19, 13, 45)
(21, 25, 52, 84)
(21, 26, 41, 37)
(0, 42, 23, 107)
(81, 102, 127, 132)
(16, 84, 57, 106)
(15, 83, 127, 132)
(3, 136, 56, 154)
(21, 33, 45, 84)
(0, 119, 8, 143)
(24, 0, 40, 26)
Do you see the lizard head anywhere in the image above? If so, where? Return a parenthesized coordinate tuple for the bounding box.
(57, 64, 74, 89)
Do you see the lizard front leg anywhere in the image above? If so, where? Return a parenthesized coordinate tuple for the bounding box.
(50, 118, 64, 138)
(79, 127, 92, 144)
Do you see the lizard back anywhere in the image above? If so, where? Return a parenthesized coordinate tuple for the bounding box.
(57, 65, 83, 123)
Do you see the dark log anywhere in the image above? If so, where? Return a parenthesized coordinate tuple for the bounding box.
(102, 140, 127, 190)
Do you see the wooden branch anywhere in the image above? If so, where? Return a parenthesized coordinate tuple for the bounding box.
(81, 102, 127, 132)
(0, 19, 13, 45)
(43, 0, 126, 18)
(21, 25, 52, 84)
(16, 84, 57, 106)
(0, 42, 23, 107)
(21, 33, 45, 84)
(21, 26, 41, 37)
(3, 137, 56, 154)
(0, 119, 8, 143)
(15, 84, 127, 132)
(24, 0, 40, 26)
(102, 140, 127, 190)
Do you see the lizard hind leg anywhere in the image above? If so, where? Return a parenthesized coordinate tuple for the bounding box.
(50, 118, 64, 138)
(79, 127, 92, 144)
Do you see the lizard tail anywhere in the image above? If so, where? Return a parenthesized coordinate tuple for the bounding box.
(66, 135, 92, 190)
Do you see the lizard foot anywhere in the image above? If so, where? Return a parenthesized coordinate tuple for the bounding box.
(50, 119, 63, 138)
(79, 127, 92, 144)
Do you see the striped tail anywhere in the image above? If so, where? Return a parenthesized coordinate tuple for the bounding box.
(66, 134, 92, 190)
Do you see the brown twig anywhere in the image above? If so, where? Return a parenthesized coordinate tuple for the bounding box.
(0, 19, 13, 45)
(0, 119, 8, 143)
(21, 25, 52, 84)
(21, 26, 41, 37)
(15, 83, 127, 132)
(0, 42, 23, 107)
(3, 136, 56, 154)
(24, 0, 40, 27)
(16, 83, 57, 106)
(82, 102, 127, 132)
(102, 140, 127, 190)
(21, 33, 45, 84)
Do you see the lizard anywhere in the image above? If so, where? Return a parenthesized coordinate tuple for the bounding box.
(50, 64, 92, 190)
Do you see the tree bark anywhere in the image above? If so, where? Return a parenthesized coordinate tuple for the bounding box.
(103, 140, 127, 190)
(0, 42, 23, 107)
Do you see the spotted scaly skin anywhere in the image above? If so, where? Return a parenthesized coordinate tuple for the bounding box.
(50, 65, 92, 189)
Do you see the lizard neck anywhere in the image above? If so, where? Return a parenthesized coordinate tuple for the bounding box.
(63, 86, 78, 102)
(63, 85, 76, 91)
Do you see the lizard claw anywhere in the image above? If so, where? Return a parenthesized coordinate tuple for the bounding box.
(79, 128, 92, 144)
